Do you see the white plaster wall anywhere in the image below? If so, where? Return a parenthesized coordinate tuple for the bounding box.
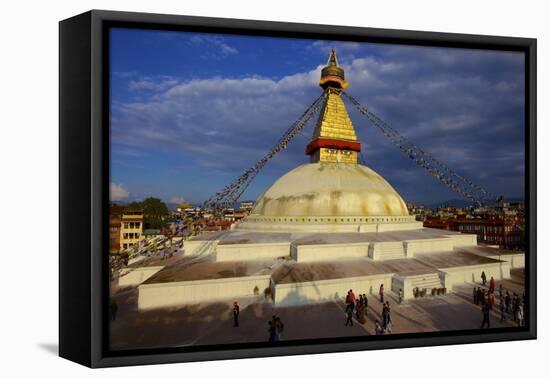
(404, 238, 456, 254)
(391, 276, 407, 297)
(499, 253, 525, 269)
(292, 242, 369, 262)
(215, 242, 290, 261)
(236, 222, 363, 233)
(439, 262, 511, 292)
(445, 234, 478, 247)
(358, 224, 378, 232)
(376, 221, 423, 232)
(273, 274, 393, 306)
(138, 275, 271, 310)
(236, 220, 422, 233)
(184, 239, 219, 256)
(118, 266, 165, 286)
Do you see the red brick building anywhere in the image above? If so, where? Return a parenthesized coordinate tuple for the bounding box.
(424, 216, 524, 250)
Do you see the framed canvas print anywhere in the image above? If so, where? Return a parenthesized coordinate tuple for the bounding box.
(59, 10, 537, 368)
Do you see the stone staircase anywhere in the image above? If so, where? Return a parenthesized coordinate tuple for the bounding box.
(369, 242, 406, 260)
(409, 273, 443, 291)
(393, 272, 444, 299)
(410, 273, 443, 295)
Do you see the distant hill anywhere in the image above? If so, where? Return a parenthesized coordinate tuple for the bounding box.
(427, 197, 525, 210)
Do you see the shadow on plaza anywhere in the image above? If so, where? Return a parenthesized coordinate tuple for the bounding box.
(110, 287, 374, 350)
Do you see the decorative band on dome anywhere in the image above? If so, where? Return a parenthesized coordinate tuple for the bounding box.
(305, 138, 361, 155)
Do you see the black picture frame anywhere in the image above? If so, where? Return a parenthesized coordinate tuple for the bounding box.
(59, 9, 537, 368)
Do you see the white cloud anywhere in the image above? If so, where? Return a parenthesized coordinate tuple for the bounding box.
(110, 44, 525, 201)
(169, 196, 188, 204)
(188, 35, 238, 59)
(128, 76, 178, 92)
(110, 183, 129, 201)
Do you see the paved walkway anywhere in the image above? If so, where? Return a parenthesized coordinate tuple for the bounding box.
(110, 273, 525, 350)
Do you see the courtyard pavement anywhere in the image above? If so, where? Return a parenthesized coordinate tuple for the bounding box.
(110, 270, 525, 350)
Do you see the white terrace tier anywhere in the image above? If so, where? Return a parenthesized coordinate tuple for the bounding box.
(124, 227, 525, 310)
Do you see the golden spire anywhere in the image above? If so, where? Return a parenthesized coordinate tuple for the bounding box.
(319, 49, 349, 89)
(306, 50, 360, 164)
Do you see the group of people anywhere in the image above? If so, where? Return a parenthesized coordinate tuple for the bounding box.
(500, 290, 525, 326)
(344, 289, 369, 326)
(233, 301, 285, 342)
(344, 288, 394, 335)
(475, 272, 525, 328)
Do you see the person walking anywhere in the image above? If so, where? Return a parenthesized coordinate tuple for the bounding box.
(345, 305, 354, 327)
(349, 289, 356, 308)
(384, 301, 393, 333)
(481, 271, 487, 286)
(345, 289, 356, 312)
(275, 316, 284, 340)
(357, 302, 366, 324)
(398, 289, 403, 304)
(480, 302, 491, 329)
(499, 298, 506, 321)
(516, 303, 524, 327)
(375, 320, 384, 335)
(512, 293, 519, 321)
(489, 276, 495, 293)
(268, 320, 277, 342)
(473, 286, 478, 304)
(488, 291, 495, 310)
(363, 293, 368, 317)
(232, 301, 240, 327)
(379, 284, 385, 303)
(505, 291, 511, 313)
(476, 287, 483, 305)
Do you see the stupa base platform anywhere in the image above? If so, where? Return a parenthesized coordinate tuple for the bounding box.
(235, 214, 423, 233)
(131, 228, 524, 309)
(184, 227, 478, 262)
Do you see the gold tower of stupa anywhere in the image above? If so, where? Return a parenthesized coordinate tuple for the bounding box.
(306, 50, 360, 165)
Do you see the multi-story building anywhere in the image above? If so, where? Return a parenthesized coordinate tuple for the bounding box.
(423, 215, 524, 250)
(109, 205, 124, 253)
(120, 209, 144, 250)
(406, 202, 432, 221)
(239, 201, 255, 212)
(453, 217, 524, 249)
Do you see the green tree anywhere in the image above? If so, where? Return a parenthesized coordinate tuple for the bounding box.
(128, 197, 169, 229)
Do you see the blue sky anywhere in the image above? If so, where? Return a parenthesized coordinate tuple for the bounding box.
(109, 28, 525, 206)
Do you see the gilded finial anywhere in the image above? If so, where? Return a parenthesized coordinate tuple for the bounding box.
(327, 49, 339, 67)
(319, 49, 348, 89)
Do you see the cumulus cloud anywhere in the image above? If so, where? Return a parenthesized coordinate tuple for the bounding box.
(111, 42, 525, 203)
(110, 183, 129, 201)
(168, 196, 189, 204)
(187, 35, 238, 59)
(128, 76, 179, 92)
